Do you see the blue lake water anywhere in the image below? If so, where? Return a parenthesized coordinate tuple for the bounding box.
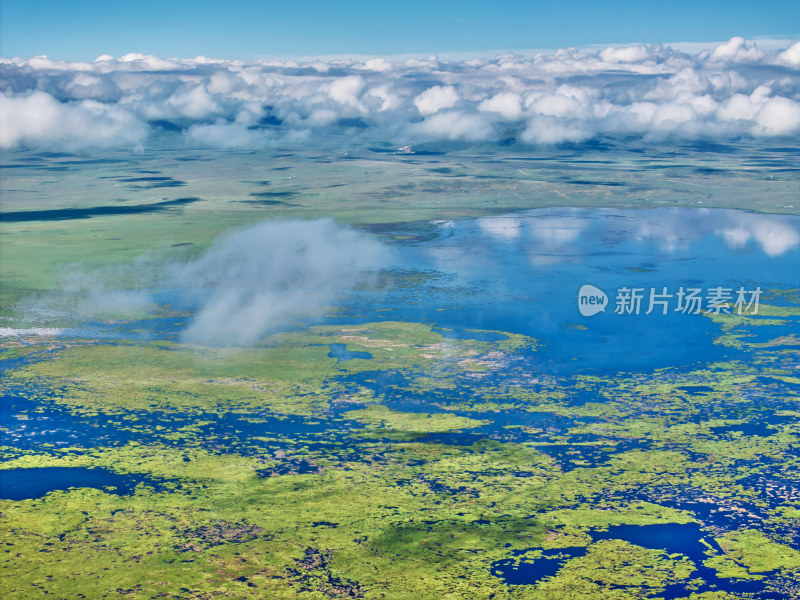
(0, 467, 167, 500)
(348, 207, 799, 374)
(86, 206, 800, 376)
(493, 523, 780, 597)
(128, 207, 800, 375)
(327, 343, 373, 362)
(492, 547, 586, 585)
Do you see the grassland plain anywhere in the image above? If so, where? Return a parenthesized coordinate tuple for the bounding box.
(1, 139, 800, 599)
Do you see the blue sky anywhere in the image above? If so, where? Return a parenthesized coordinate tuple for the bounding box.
(1, 0, 799, 60)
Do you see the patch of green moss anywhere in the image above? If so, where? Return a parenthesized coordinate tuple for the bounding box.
(342, 405, 488, 434)
(711, 531, 800, 575)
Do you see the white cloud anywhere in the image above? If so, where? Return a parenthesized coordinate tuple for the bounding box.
(163, 84, 222, 120)
(0, 91, 146, 149)
(753, 96, 800, 135)
(360, 58, 394, 72)
(526, 86, 594, 119)
(173, 219, 391, 345)
(600, 45, 650, 63)
(414, 110, 494, 141)
(479, 92, 523, 119)
(325, 75, 365, 109)
(367, 84, 404, 111)
(778, 41, 800, 66)
(710, 37, 764, 62)
(522, 116, 589, 144)
(1, 39, 799, 150)
(414, 85, 459, 115)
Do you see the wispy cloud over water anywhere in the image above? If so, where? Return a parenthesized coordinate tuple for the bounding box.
(2, 38, 799, 150)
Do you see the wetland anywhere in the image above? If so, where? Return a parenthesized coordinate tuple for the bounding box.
(1, 137, 800, 599)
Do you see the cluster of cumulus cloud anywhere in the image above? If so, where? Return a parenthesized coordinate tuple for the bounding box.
(1, 37, 800, 150)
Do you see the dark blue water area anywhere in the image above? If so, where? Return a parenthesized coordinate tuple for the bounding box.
(0, 388, 136, 451)
(330, 369, 633, 468)
(333, 369, 593, 444)
(764, 412, 799, 427)
(0, 467, 169, 500)
(330, 366, 678, 466)
(711, 422, 776, 437)
(492, 547, 586, 584)
(486, 409, 591, 431)
(198, 412, 359, 460)
(757, 375, 800, 389)
(592, 523, 719, 557)
(637, 484, 775, 536)
(0, 383, 349, 459)
(594, 524, 778, 598)
(327, 343, 373, 362)
(333, 369, 459, 411)
(493, 523, 781, 597)
(533, 439, 652, 471)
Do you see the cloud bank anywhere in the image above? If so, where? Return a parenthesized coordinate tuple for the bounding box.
(1, 38, 800, 150)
